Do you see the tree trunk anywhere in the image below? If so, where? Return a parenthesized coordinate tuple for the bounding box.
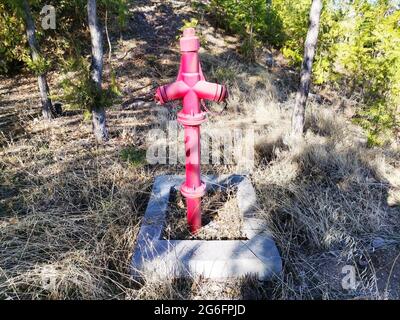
(291, 0, 323, 136)
(21, 0, 54, 120)
(87, 0, 108, 142)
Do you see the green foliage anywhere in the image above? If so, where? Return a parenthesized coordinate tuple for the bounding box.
(99, 0, 129, 29)
(0, 0, 129, 75)
(315, 0, 400, 145)
(1, 0, 126, 124)
(58, 57, 93, 110)
(207, 0, 311, 61)
(273, 0, 311, 64)
(178, 18, 209, 47)
(57, 56, 121, 112)
(0, 3, 27, 74)
(120, 147, 147, 167)
(180, 18, 199, 30)
(211, 66, 237, 84)
(208, 0, 274, 61)
(50, 0, 125, 115)
(23, 53, 51, 75)
(207, 0, 400, 145)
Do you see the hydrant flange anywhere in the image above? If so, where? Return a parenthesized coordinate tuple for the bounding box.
(177, 111, 207, 126)
(181, 182, 207, 199)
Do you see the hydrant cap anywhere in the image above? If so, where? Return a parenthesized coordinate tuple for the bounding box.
(180, 27, 200, 52)
(183, 28, 196, 37)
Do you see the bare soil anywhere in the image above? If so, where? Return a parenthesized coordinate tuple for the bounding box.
(163, 187, 244, 240)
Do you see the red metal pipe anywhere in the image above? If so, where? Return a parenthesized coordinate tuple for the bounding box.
(154, 28, 228, 233)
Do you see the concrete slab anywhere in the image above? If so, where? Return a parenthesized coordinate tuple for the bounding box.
(131, 175, 282, 280)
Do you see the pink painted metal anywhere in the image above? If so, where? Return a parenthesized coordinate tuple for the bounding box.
(154, 28, 228, 233)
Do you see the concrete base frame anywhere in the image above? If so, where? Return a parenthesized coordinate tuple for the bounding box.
(131, 175, 282, 280)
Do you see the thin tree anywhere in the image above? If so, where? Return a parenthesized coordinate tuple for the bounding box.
(87, 0, 108, 142)
(291, 0, 323, 136)
(20, 0, 54, 120)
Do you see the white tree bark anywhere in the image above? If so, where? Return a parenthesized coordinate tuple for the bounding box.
(87, 0, 108, 142)
(21, 0, 54, 120)
(291, 0, 323, 136)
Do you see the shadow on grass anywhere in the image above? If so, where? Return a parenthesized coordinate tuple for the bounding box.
(253, 137, 399, 299)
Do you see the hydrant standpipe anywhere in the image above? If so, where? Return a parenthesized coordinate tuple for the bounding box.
(155, 28, 228, 233)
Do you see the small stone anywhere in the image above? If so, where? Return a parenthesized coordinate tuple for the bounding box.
(266, 53, 274, 67)
(130, 100, 145, 108)
(372, 237, 386, 249)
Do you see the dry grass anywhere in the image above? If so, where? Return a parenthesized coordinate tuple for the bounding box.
(250, 102, 400, 299)
(0, 136, 152, 299)
(163, 187, 243, 240)
(2, 80, 398, 299)
(1, 0, 400, 300)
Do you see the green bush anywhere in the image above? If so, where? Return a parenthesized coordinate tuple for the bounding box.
(0, 3, 27, 74)
(208, 0, 278, 61)
(0, 0, 128, 75)
(207, 0, 400, 145)
(57, 56, 121, 112)
(120, 147, 147, 167)
(315, 0, 400, 146)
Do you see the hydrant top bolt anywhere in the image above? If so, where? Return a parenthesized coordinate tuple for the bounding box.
(180, 27, 200, 52)
(183, 27, 196, 37)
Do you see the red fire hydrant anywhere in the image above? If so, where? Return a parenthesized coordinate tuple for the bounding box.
(155, 28, 228, 233)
